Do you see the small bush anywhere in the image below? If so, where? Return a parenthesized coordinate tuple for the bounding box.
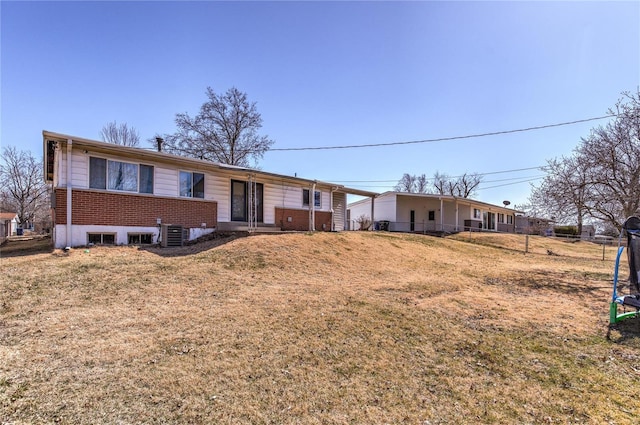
(356, 214, 372, 231)
(554, 225, 578, 236)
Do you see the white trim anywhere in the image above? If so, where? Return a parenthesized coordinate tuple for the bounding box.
(66, 139, 73, 248)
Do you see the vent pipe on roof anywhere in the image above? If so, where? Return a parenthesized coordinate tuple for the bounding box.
(156, 137, 164, 152)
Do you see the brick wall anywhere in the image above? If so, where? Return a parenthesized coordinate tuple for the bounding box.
(54, 188, 217, 228)
(275, 207, 332, 231)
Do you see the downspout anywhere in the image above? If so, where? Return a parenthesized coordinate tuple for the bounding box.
(66, 139, 73, 247)
(455, 199, 459, 232)
(311, 182, 316, 231)
(330, 187, 335, 231)
(440, 197, 444, 232)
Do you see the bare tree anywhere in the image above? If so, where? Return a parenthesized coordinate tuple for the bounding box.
(394, 173, 428, 193)
(530, 90, 640, 231)
(394, 173, 416, 192)
(432, 171, 481, 198)
(162, 87, 274, 167)
(529, 157, 590, 234)
(100, 121, 140, 147)
(455, 172, 482, 198)
(415, 174, 429, 193)
(575, 90, 640, 228)
(0, 147, 50, 229)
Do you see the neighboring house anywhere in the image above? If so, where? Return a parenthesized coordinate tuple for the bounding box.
(43, 131, 376, 248)
(515, 215, 555, 236)
(0, 212, 18, 241)
(347, 192, 521, 233)
(581, 225, 596, 240)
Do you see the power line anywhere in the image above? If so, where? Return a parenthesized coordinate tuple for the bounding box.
(329, 165, 547, 183)
(477, 177, 544, 191)
(343, 176, 544, 190)
(270, 115, 614, 151)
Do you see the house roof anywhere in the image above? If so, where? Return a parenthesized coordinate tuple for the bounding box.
(43, 131, 378, 198)
(349, 191, 524, 214)
(0, 212, 17, 221)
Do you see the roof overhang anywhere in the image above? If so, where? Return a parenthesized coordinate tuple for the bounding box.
(388, 191, 524, 214)
(42, 130, 379, 196)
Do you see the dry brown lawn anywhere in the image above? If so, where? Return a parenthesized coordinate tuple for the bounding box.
(1, 231, 639, 424)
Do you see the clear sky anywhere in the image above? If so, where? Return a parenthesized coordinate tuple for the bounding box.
(2, 1, 639, 208)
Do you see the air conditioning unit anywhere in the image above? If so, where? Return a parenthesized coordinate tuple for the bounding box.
(161, 224, 184, 247)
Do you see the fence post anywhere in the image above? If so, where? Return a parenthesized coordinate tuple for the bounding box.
(602, 241, 606, 261)
(525, 234, 529, 254)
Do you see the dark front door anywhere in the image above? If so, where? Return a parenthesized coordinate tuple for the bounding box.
(231, 180, 263, 222)
(410, 210, 415, 232)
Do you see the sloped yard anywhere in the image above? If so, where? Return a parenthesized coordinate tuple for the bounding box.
(1, 232, 639, 423)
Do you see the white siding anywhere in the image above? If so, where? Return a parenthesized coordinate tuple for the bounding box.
(57, 149, 87, 188)
(71, 151, 88, 188)
(155, 167, 177, 197)
(209, 174, 229, 222)
(283, 185, 303, 208)
(319, 191, 330, 211)
(263, 183, 282, 225)
(332, 192, 346, 231)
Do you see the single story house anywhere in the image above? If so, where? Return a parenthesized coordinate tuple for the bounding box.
(43, 131, 376, 248)
(0, 212, 18, 241)
(347, 192, 522, 233)
(515, 215, 555, 236)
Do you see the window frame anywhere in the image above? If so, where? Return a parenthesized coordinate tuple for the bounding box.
(87, 233, 116, 245)
(302, 189, 321, 207)
(179, 171, 205, 199)
(89, 156, 154, 194)
(473, 208, 481, 219)
(127, 233, 154, 245)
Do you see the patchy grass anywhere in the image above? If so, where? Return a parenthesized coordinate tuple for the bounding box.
(1, 232, 639, 424)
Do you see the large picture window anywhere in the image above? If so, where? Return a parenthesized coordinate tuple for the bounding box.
(89, 157, 153, 194)
(180, 171, 205, 198)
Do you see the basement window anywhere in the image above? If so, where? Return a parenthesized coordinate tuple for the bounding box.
(128, 233, 154, 245)
(87, 233, 116, 245)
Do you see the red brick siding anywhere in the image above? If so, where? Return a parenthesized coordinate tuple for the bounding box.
(275, 207, 332, 231)
(54, 188, 217, 228)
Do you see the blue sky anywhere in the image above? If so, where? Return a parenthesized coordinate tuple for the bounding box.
(2, 1, 639, 208)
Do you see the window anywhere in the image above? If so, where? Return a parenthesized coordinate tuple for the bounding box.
(498, 213, 504, 223)
(473, 208, 481, 219)
(428, 210, 435, 221)
(108, 160, 137, 192)
(89, 157, 153, 194)
(87, 233, 115, 245)
(128, 233, 153, 244)
(139, 165, 154, 194)
(180, 171, 205, 198)
(507, 215, 513, 224)
(90, 157, 107, 189)
(303, 189, 321, 207)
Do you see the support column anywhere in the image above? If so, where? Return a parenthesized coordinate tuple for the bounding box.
(311, 182, 316, 231)
(66, 139, 73, 247)
(370, 196, 375, 231)
(455, 200, 459, 232)
(440, 197, 444, 232)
